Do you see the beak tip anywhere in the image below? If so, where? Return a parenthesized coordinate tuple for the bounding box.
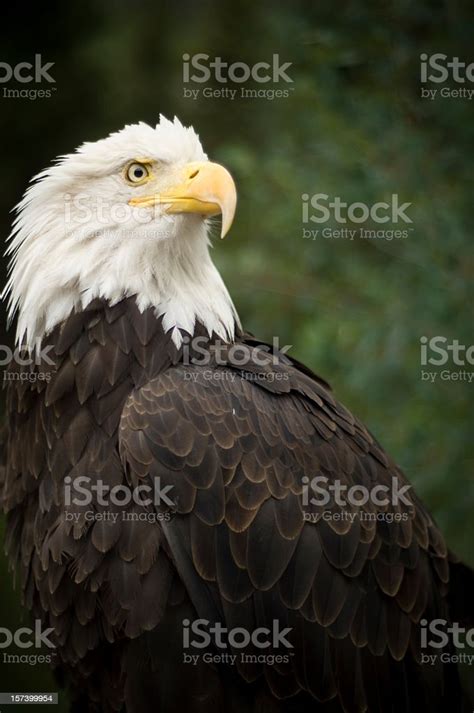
(220, 216, 233, 239)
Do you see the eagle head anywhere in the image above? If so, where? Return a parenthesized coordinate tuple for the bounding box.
(4, 116, 239, 348)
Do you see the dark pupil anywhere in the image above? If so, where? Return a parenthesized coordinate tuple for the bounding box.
(133, 167, 144, 178)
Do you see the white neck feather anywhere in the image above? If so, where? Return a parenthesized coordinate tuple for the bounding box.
(4, 211, 240, 349)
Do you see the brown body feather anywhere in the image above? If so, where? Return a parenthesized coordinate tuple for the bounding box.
(1, 297, 471, 712)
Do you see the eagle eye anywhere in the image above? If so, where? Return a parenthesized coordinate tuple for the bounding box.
(125, 162, 151, 185)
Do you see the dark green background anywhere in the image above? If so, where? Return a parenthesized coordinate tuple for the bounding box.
(0, 1, 472, 707)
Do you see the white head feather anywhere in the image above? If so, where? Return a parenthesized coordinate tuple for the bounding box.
(3, 116, 240, 348)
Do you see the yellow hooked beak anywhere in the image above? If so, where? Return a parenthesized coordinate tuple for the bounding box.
(128, 161, 237, 238)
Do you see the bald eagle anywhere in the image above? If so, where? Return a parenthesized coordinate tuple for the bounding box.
(1, 117, 472, 713)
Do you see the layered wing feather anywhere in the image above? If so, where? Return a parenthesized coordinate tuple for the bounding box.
(119, 352, 458, 712)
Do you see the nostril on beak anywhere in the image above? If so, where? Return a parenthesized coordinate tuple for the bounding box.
(189, 169, 199, 179)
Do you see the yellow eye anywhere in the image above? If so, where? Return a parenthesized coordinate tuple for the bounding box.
(125, 162, 150, 184)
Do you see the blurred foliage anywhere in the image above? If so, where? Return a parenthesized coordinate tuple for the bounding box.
(0, 0, 472, 706)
